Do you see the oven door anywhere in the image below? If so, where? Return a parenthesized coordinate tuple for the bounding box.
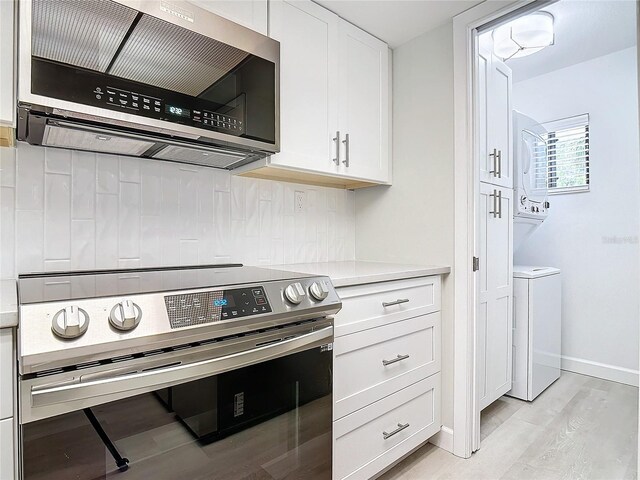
(19, 321, 332, 479)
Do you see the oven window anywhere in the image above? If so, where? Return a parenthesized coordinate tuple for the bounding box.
(22, 348, 331, 479)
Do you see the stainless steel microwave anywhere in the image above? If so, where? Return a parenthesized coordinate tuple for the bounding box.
(16, 0, 280, 169)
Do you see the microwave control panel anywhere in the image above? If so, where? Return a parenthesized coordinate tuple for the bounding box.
(164, 286, 272, 329)
(30, 58, 245, 136)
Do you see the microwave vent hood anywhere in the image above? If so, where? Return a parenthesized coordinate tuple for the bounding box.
(18, 0, 280, 170)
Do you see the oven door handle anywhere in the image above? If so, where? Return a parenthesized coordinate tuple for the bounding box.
(30, 326, 333, 410)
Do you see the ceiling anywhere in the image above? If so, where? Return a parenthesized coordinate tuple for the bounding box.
(314, 0, 482, 48)
(485, 0, 637, 82)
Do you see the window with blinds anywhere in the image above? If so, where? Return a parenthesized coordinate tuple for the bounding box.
(542, 114, 590, 194)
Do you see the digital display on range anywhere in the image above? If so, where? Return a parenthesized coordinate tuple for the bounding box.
(166, 105, 191, 118)
(214, 295, 236, 308)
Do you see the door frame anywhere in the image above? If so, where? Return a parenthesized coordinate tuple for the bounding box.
(451, 0, 542, 458)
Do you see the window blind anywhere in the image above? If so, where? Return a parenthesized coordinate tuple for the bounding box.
(542, 114, 590, 194)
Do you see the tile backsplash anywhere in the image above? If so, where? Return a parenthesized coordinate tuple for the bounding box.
(0, 144, 355, 280)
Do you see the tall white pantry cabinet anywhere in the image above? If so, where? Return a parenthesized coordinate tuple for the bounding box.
(476, 40, 514, 410)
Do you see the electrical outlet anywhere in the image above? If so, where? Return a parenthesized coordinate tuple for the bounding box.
(295, 191, 305, 213)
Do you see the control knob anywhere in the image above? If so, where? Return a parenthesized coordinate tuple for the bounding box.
(520, 195, 527, 206)
(109, 299, 142, 331)
(52, 306, 90, 339)
(284, 283, 306, 305)
(309, 281, 330, 301)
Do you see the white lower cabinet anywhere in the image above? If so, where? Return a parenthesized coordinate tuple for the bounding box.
(0, 417, 14, 480)
(334, 374, 441, 480)
(333, 276, 443, 480)
(1, 329, 14, 420)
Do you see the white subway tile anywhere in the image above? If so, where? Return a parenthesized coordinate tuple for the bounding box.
(180, 239, 198, 265)
(119, 258, 140, 269)
(283, 215, 295, 264)
(259, 179, 272, 201)
(44, 173, 71, 260)
(44, 259, 70, 272)
(230, 175, 246, 221)
(16, 143, 44, 211)
(178, 169, 198, 239)
(214, 191, 231, 256)
(16, 210, 43, 274)
(258, 200, 272, 263)
(96, 155, 119, 194)
(71, 219, 95, 270)
(196, 168, 214, 223)
(245, 180, 259, 237)
(197, 222, 216, 264)
(119, 156, 140, 183)
(271, 182, 283, 239)
(45, 149, 71, 175)
(0, 187, 15, 279)
(270, 239, 284, 266)
(140, 159, 162, 216)
(118, 182, 140, 259)
(140, 216, 161, 266)
(214, 170, 231, 192)
(0, 147, 16, 188)
(95, 194, 118, 269)
(71, 151, 96, 220)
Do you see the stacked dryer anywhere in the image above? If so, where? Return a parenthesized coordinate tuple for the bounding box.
(508, 111, 561, 401)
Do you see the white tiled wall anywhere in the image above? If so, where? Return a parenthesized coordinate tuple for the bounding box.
(0, 144, 356, 280)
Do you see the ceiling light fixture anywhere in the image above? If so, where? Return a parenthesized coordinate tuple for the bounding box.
(492, 12, 554, 61)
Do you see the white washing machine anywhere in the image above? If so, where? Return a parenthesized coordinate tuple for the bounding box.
(508, 266, 561, 401)
(513, 111, 550, 252)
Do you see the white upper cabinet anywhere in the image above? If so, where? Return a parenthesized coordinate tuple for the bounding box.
(269, 0, 339, 174)
(0, 0, 15, 126)
(237, 0, 391, 188)
(190, 0, 268, 35)
(337, 20, 390, 183)
(478, 40, 512, 188)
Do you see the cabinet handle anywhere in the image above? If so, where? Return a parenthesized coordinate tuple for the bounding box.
(383, 423, 410, 440)
(497, 149, 502, 178)
(489, 148, 498, 176)
(498, 189, 503, 218)
(342, 133, 350, 167)
(382, 354, 410, 366)
(382, 298, 409, 307)
(333, 131, 340, 165)
(489, 189, 502, 218)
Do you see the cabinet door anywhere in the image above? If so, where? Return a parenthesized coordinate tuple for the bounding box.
(0, 329, 13, 420)
(0, 0, 14, 126)
(478, 184, 513, 410)
(337, 20, 390, 183)
(0, 418, 14, 480)
(190, 0, 267, 35)
(478, 42, 512, 188)
(269, 0, 339, 173)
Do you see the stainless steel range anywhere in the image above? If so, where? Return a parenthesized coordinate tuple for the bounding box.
(16, 264, 340, 479)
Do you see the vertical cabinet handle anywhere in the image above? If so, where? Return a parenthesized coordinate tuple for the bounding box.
(342, 133, 350, 167)
(383, 423, 410, 440)
(489, 148, 498, 176)
(333, 131, 340, 165)
(497, 149, 502, 178)
(490, 189, 502, 218)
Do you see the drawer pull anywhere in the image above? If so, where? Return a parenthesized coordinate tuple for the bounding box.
(382, 298, 409, 307)
(382, 354, 410, 366)
(383, 422, 410, 440)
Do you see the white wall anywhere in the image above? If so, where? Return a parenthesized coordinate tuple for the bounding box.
(0, 143, 356, 297)
(355, 22, 455, 427)
(513, 47, 640, 385)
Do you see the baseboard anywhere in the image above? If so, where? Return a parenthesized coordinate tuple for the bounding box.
(561, 355, 639, 387)
(428, 426, 454, 453)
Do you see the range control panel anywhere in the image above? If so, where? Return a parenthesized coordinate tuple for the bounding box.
(164, 286, 272, 329)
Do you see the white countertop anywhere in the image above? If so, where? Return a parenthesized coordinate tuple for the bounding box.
(0, 279, 18, 328)
(270, 261, 450, 288)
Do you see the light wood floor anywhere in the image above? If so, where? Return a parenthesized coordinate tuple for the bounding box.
(380, 372, 638, 480)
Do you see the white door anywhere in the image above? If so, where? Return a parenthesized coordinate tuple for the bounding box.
(478, 183, 513, 410)
(478, 42, 512, 188)
(269, 0, 340, 174)
(190, 0, 268, 35)
(337, 20, 390, 183)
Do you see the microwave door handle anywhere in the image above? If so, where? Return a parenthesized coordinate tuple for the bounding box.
(30, 326, 333, 410)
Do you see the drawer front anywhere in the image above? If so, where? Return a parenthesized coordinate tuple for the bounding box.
(0, 329, 13, 420)
(334, 313, 441, 420)
(333, 374, 441, 480)
(335, 276, 441, 337)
